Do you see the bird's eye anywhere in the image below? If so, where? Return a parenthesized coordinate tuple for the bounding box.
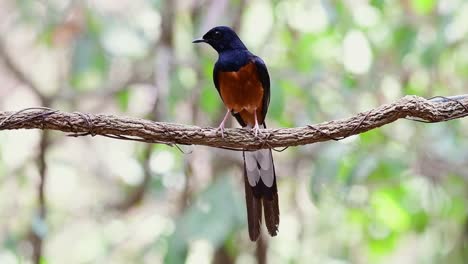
(213, 31, 222, 39)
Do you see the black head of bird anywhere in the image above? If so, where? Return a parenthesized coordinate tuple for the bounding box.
(193, 26, 247, 53)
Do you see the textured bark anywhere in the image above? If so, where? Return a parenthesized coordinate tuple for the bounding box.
(0, 95, 467, 151)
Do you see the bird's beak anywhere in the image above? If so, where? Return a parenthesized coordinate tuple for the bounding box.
(192, 38, 206, 43)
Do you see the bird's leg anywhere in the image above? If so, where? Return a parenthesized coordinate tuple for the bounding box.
(217, 109, 231, 138)
(253, 110, 262, 137)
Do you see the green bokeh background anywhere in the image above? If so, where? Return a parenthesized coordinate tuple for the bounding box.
(0, 0, 467, 263)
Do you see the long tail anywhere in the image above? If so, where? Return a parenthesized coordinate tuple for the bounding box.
(243, 147, 279, 241)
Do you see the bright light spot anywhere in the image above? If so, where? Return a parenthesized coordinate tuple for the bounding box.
(357, 92, 378, 113)
(134, 9, 161, 41)
(75, 232, 105, 263)
(0, 250, 17, 264)
(178, 67, 197, 89)
(279, 1, 329, 33)
(348, 185, 368, 204)
(368, 223, 391, 239)
(186, 240, 214, 264)
(438, 0, 459, 14)
(102, 26, 148, 57)
(162, 172, 186, 190)
(105, 219, 127, 242)
(273, 214, 300, 259)
(340, 134, 359, 144)
(0, 130, 39, 169)
(342, 30, 373, 74)
(48, 164, 79, 206)
(116, 159, 144, 185)
(136, 214, 174, 244)
(380, 75, 402, 100)
(353, 5, 380, 28)
(409, 69, 430, 94)
(101, 144, 144, 185)
(128, 84, 155, 115)
(196, 199, 212, 213)
(444, 3, 468, 43)
(241, 0, 273, 48)
(150, 151, 175, 174)
(235, 253, 256, 264)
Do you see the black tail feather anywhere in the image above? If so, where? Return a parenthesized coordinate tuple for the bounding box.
(243, 150, 279, 241)
(244, 169, 262, 241)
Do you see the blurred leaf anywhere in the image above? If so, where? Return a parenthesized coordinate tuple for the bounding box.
(85, 9, 103, 37)
(422, 43, 441, 67)
(411, 0, 436, 15)
(359, 129, 386, 145)
(370, 0, 385, 10)
(404, 80, 426, 96)
(371, 187, 411, 232)
(393, 25, 416, 59)
(347, 208, 370, 226)
(368, 231, 399, 259)
(367, 159, 406, 182)
(294, 33, 318, 72)
(116, 89, 130, 111)
(37, 25, 55, 47)
(70, 36, 109, 91)
(279, 79, 304, 98)
(200, 85, 221, 115)
(342, 74, 358, 89)
(311, 159, 338, 202)
(337, 156, 356, 184)
(411, 211, 428, 232)
(268, 83, 284, 122)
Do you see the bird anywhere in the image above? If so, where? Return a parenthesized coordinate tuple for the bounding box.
(193, 26, 279, 241)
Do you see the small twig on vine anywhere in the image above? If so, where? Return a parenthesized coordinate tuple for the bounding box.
(174, 144, 193, 154)
(65, 112, 96, 137)
(272, 146, 289, 153)
(307, 109, 373, 141)
(0, 107, 58, 129)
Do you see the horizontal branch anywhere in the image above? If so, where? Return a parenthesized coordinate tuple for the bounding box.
(0, 95, 467, 151)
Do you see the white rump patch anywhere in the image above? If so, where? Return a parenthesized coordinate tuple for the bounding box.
(245, 149, 274, 187)
(243, 125, 274, 187)
(245, 151, 260, 186)
(257, 149, 274, 187)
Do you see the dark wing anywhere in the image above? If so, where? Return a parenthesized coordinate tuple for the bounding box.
(213, 61, 222, 97)
(252, 56, 271, 122)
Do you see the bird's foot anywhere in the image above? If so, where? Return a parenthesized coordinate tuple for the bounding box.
(216, 109, 231, 139)
(216, 123, 226, 138)
(253, 123, 263, 138)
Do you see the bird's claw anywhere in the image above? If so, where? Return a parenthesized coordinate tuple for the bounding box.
(253, 123, 262, 138)
(216, 125, 225, 138)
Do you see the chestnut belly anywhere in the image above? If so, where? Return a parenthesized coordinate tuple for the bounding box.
(218, 62, 264, 125)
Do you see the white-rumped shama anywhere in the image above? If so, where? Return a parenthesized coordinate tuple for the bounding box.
(193, 26, 279, 241)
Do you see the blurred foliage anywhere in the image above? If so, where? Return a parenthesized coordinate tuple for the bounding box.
(0, 0, 468, 264)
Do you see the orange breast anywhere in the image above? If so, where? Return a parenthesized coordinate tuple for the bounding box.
(218, 61, 264, 126)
